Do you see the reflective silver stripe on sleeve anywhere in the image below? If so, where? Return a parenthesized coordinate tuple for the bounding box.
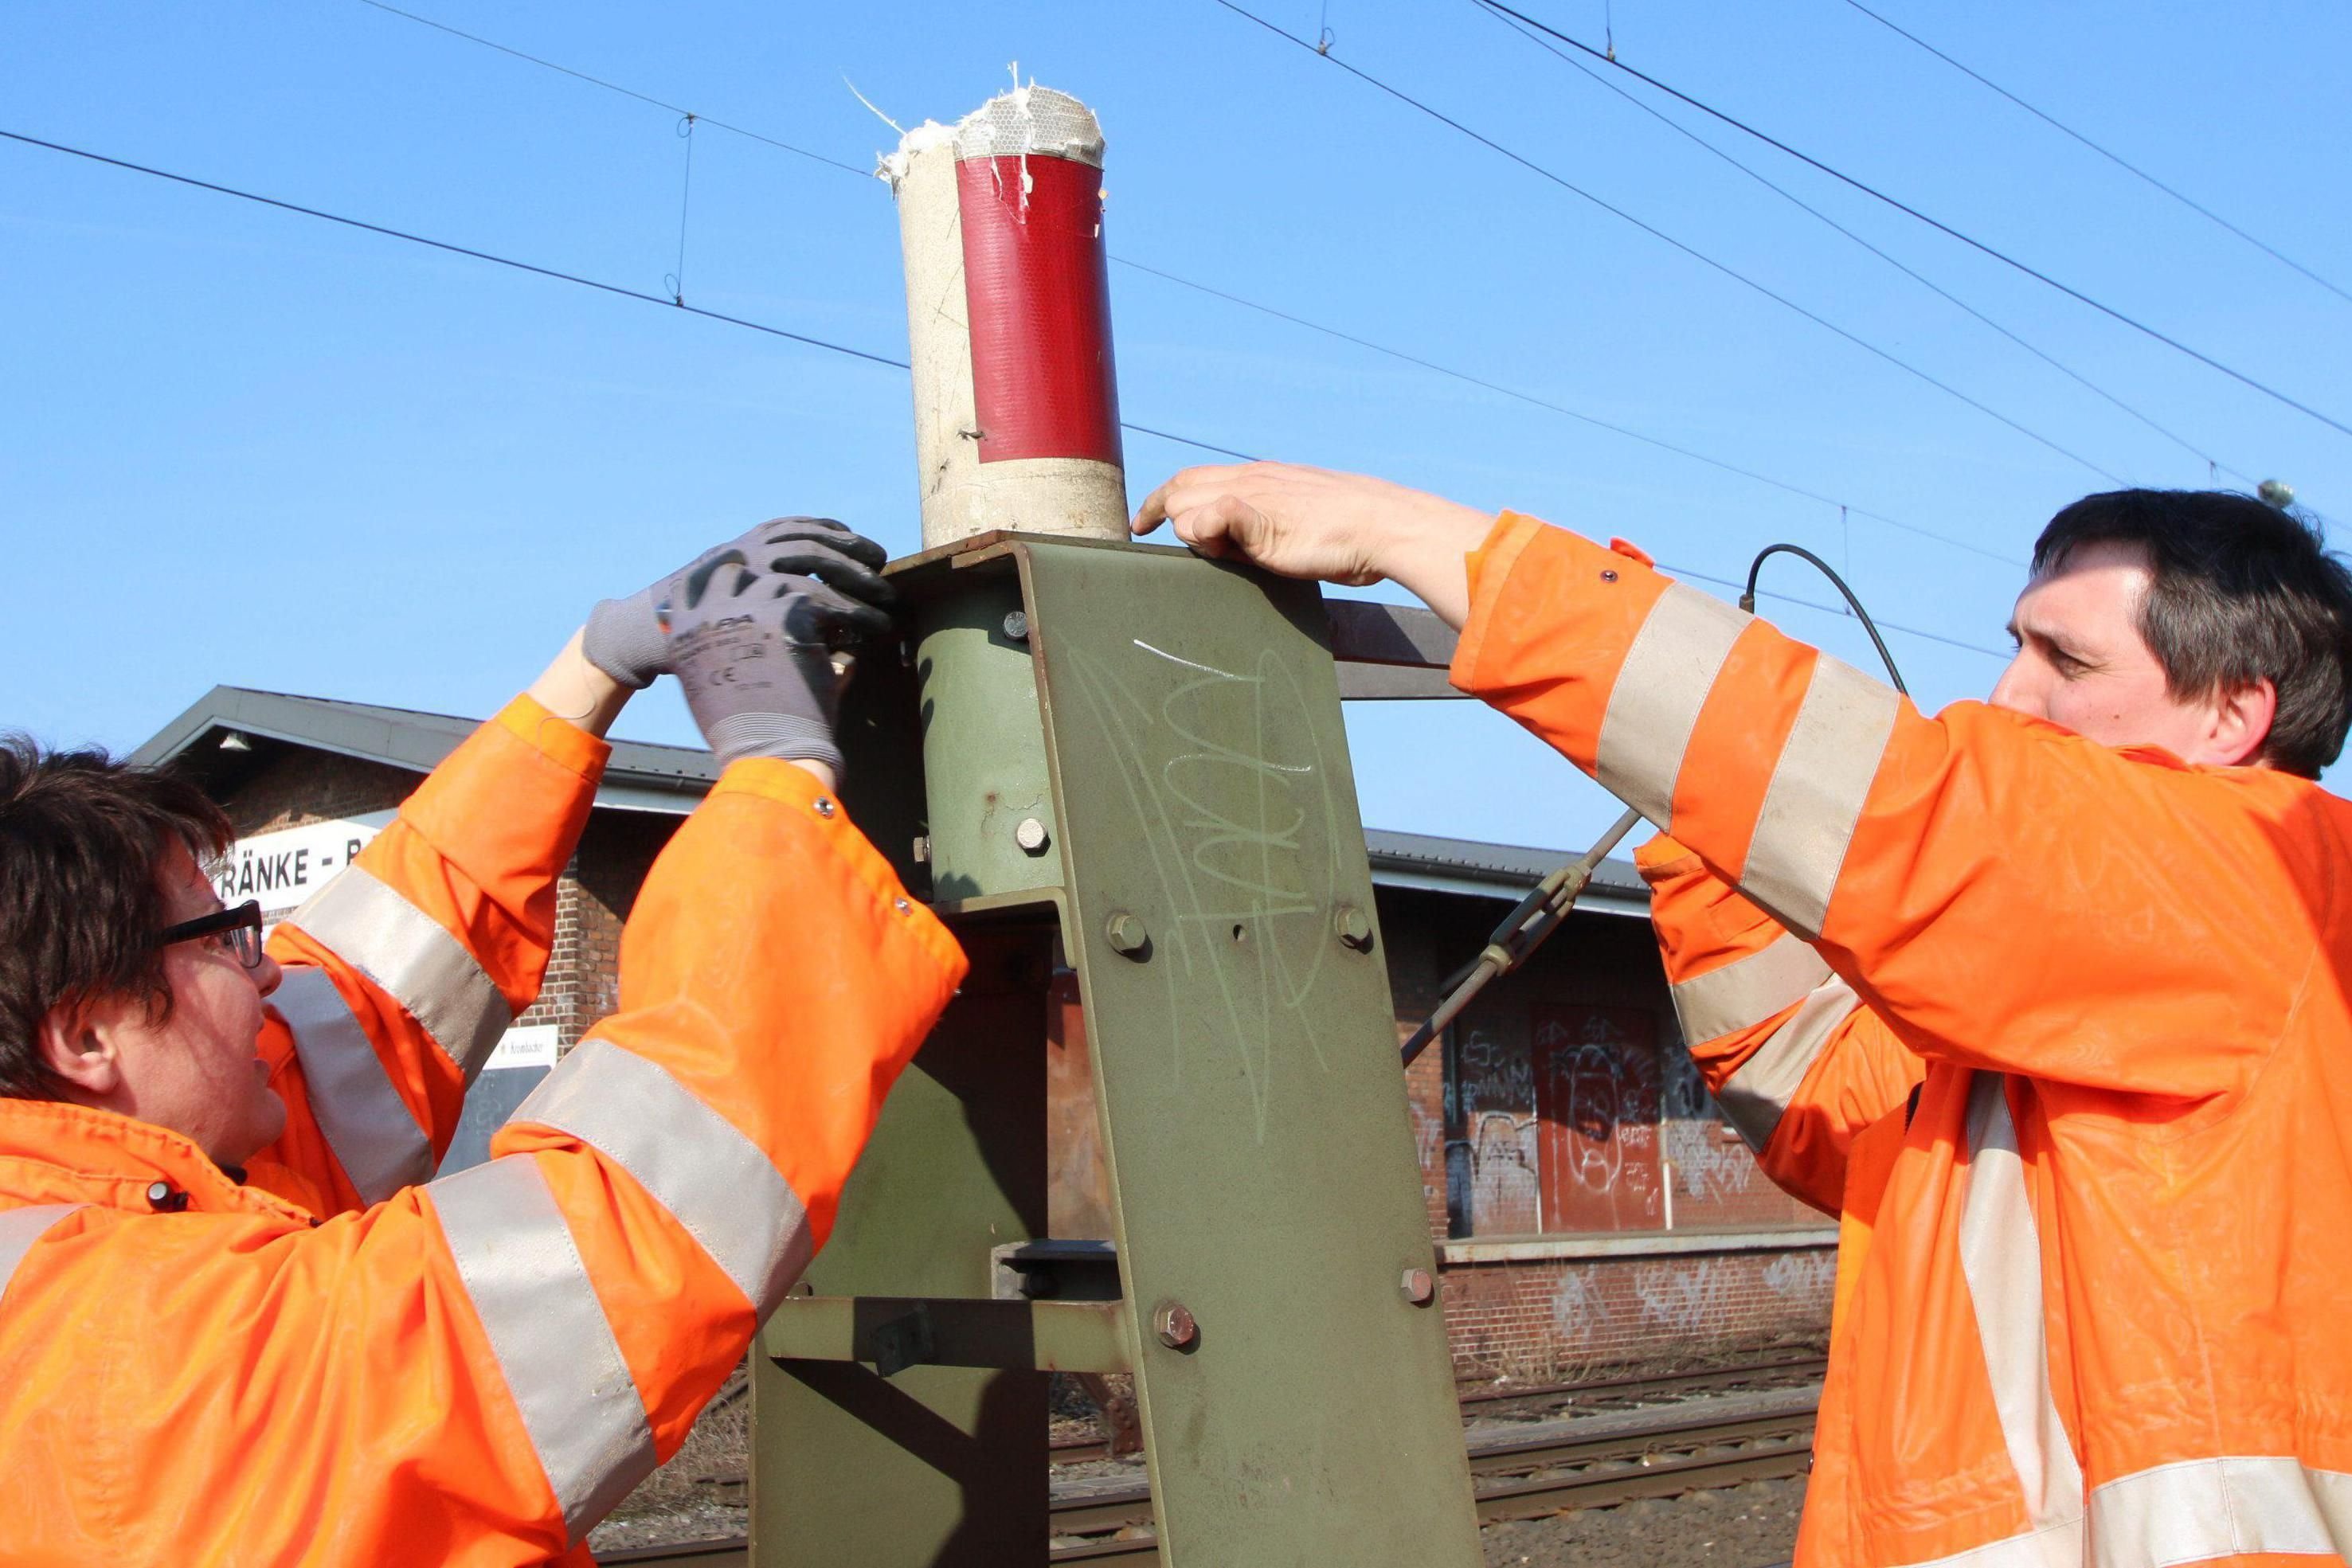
(1958, 1073, 2084, 1531)
(0, 1205, 83, 1306)
(272, 966, 435, 1203)
(1669, 930, 1833, 1046)
(2090, 1457, 2352, 1568)
(1713, 975, 1861, 1153)
(431, 1154, 656, 1543)
(1593, 583, 1752, 832)
(513, 1035, 813, 1318)
(1740, 654, 1900, 940)
(289, 865, 512, 1081)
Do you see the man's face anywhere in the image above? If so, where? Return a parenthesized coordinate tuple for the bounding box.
(71, 842, 288, 1169)
(1990, 538, 2266, 767)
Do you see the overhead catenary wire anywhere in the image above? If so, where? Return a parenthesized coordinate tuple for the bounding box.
(1112, 256, 2021, 566)
(1207, 0, 2130, 485)
(343, 0, 2041, 568)
(0, 127, 1253, 464)
(1836, 0, 2352, 309)
(2, 119, 2020, 661)
(1471, 0, 2352, 444)
(1468, 0, 2249, 487)
(347, 0, 868, 178)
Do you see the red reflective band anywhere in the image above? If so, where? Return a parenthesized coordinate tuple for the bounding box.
(956, 154, 1123, 466)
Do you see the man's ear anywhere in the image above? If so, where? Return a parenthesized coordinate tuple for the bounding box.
(2203, 678, 2279, 768)
(37, 999, 123, 1098)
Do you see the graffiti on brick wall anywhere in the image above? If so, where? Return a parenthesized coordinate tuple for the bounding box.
(1659, 1027, 1712, 1120)
(1448, 1022, 1533, 1124)
(1635, 1255, 1753, 1335)
(1444, 1019, 1540, 1235)
(1534, 1007, 1661, 1231)
(1661, 1117, 1764, 1199)
(1763, 1249, 1835, 1301)
(1544, 1251, 1838, 1358)
(1438, 1000, 1812, 1237)
(1464, 1112, 1541, 1233)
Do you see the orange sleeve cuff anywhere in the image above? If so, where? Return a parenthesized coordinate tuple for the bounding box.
(1631, 831, 1701, 880)
(1446, 511, 1547, 694)
(490, 694, 611, 784)
(712, 759, 969, 987)
(1445, 511, 1676, 772)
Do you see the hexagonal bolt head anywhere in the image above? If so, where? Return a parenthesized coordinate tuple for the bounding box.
(1399, 1268, 1436, 1306)
(1105, 912, 1149, 956)
(1015, 816, 1051, 854)
(1154, 1300, 1199, 1350)
(1334, 905, 1375, 951)
(1002, 609, 1031, 641)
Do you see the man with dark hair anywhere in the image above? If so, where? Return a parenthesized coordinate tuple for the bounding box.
(2022, 487, 2352, 777)
(0, 522, 965, 1563)
(1134, 463, 2352, 1568)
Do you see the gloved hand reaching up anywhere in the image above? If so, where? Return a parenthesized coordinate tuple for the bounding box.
(665, 532, 897, 776)
(581, 517, 894, 689)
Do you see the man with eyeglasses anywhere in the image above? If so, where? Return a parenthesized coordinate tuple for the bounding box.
(0, 521, 966, 1564)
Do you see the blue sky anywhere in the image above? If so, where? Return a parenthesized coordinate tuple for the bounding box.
(5, 0, 2348, 851)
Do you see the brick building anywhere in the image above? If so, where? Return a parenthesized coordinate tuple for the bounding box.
(137, 686, 1833, 1378)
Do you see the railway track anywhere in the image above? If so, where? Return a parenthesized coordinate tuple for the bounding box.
(600, 1378, 1820, 1566)
(1041, 1353, 1830, 1464)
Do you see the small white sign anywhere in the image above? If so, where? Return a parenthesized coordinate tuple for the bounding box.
(486, 1023, 561, 1073)
(211, 813, 394, 926)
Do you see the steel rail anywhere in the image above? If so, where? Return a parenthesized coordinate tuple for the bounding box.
(1046, 1351, 1826, 1461)
(1456, 1352, 1829, 1410)
(601, 1375, 1825, 1565)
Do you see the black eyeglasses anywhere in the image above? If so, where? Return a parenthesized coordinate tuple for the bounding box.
(157, 901, 265, 970)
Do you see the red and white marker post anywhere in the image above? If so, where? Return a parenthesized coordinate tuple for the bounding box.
(885, 86, 1127, 549)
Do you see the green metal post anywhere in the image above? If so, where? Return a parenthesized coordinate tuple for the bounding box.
(750, 532, 1482, 1566)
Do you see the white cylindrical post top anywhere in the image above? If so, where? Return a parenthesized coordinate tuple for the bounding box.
(883, 86, 1128, 549)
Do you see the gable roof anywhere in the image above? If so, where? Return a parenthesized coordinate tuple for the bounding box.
(134, 686, 1648, 910)
(131, 686, 715, 815)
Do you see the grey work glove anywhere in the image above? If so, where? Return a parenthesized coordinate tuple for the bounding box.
(582, 517, 894, 690)
(669, 548, 896, 774)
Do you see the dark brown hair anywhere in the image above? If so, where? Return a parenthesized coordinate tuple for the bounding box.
(0, 736, 233, 1097)
(2034, 491, 2352, 777)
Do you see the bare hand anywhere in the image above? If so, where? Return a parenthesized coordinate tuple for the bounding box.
(1131, 462, 1493, 627)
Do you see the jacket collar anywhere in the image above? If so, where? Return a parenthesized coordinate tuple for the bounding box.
(0, 1097, 312, 1223)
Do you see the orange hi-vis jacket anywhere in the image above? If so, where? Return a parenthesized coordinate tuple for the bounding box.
(0, 697, 966, 1565)
(1450, 513, 2352, 1568)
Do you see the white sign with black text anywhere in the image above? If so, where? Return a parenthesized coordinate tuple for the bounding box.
(210, 813, 394, 928)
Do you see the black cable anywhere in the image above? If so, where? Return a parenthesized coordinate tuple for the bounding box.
(1207, 0, 2128, 483)
(1116, 256, 2021, 565)
(1665, 560, 2001, 661)
(1471, 0, 2352, 443)
(340, 0, 2039, 566)
(1837, 0, 2352, 308)
(347, 0, 869, 178)
(0, 127, 1256, 464)
(1740, 544, 1907, 692)
(1469, 0, 2243, 484)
